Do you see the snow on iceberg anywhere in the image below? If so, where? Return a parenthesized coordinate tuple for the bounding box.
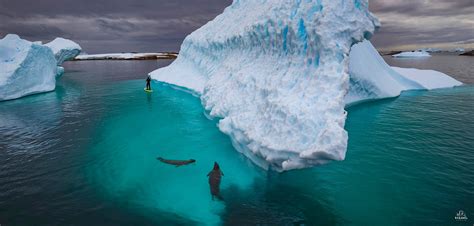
(45, 37, 82, 65)
(150, 0, 380, 171)
(347, 40, 461, 104)
(74, 52, 177, 60)
(0, 34, 57, 101)
(392, 51, 431, 58)
(391, 67, 461, 89)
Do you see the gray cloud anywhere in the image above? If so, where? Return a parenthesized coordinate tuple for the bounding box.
(0, 0, 232, 53)
(370, 0, 474, 50)
(0, 0, 472, 52)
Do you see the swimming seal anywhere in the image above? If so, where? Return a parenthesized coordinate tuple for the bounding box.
(157, 157, 196, 167)
(207, 162, 224, 200)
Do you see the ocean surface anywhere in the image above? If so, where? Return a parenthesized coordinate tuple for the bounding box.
(0, 55, 473, 225)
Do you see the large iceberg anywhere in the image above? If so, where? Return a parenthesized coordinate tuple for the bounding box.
(347, 40, 461, 104)
(45, 37, 82, 65)
(150, 1, 463, 172)
(0, 34, 57, 101)
(151, 0, 380, 171)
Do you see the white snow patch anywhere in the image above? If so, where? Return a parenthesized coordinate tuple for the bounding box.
(392, 51, 431, 58)
(45, 37, 82, 65)
(392, 67, 462, 90)
(74, 52, 177, 60)
(347, 40, 423, 104)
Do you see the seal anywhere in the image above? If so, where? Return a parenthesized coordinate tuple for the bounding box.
(157, 157, 196, 167)
(207, 162, 224, 200)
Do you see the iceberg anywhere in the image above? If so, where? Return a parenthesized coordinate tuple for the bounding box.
(45, 37, 82, 65)
(347, 40, 461, 104)
(452, 47, 465, 53)
(150, 0, 380, 171)
(74, 52, 177, 60)
(392, 51, 431, 58)
(149, 0, 463, 172)
(0, 34, 57, 101)
(417, 47, 442, 53)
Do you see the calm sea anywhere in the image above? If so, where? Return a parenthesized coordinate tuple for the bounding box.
(0, 55, 473, 225)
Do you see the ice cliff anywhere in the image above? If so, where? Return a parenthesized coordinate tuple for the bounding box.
(45, 37, 82, 65)
(0, 34, 57, 101)
(151, 0, 380, 171)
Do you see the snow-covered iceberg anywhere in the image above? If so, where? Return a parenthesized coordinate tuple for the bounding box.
(151, 0, 380, 171)
(347, 40, 461, 104)
(451, 47, 465, 53)
(392, 51, 431, 58)
(0, 34, 57, 101)
(74, 52, 177, 60)
(417, 47, 442, 53)
(45, 37, 82, 65)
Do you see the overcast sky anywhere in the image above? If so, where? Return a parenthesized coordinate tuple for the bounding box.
(0, 0, 472, 53)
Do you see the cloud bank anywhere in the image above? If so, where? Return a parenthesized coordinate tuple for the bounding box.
(0, 0, 472, 52)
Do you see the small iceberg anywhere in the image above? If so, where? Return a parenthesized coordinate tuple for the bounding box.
(451, 47, 465, 53)
(417, 47, 442, 53)
(74, 52, 177, 60)
(0, 34, 57, 101)
(392, 51, 431, 58)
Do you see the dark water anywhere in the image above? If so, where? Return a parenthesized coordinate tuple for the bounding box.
(0, 57, 473, 225)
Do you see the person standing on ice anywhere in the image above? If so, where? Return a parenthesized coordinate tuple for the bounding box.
(145, 75, 152, 90)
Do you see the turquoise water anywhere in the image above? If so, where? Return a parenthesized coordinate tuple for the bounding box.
(1, 60, 473, 225)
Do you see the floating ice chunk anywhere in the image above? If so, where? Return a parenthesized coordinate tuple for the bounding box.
(74, 52, 177, 60)
(417, 47, 442, 53)
(0, 34, 57, 101)
(452, 47, 465, 53)
(392, 51, 431, 58)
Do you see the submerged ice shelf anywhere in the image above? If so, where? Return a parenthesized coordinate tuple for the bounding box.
(150, 0, 461, 171)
